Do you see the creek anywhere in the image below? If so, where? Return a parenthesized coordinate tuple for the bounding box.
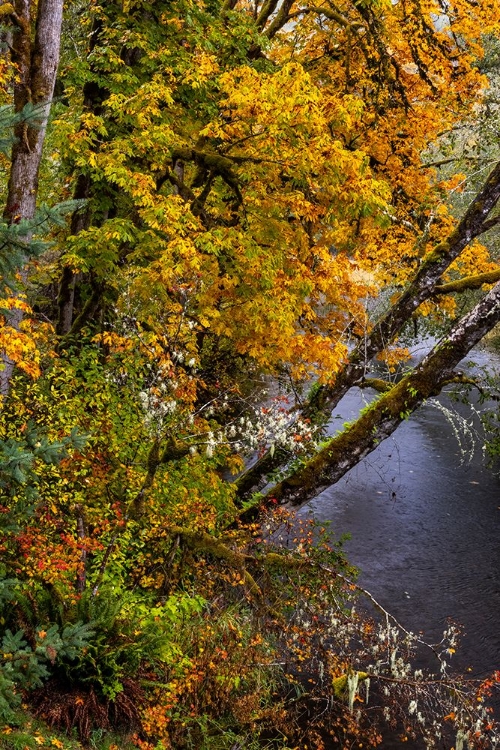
(297, 344, 500, 746)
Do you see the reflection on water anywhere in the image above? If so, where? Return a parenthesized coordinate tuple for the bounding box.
(298, 346, 500, 745)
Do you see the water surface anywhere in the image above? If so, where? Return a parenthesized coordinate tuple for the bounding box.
(298, 346, 500, 741)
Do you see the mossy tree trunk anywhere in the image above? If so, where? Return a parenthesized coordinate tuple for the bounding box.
(240, 279, 500, 508)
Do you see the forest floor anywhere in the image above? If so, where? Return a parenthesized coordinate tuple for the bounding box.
(0, 709, 136, 750)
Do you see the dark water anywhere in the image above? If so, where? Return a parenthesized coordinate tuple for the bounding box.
(297, 345, 500, 741)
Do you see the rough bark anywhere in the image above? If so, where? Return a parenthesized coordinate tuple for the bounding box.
(1, 0, 64, 395)
(259, 280, 500, 508)
(5, 0, 64, 221)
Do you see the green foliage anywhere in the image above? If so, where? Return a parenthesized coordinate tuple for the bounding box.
(0, 413, 91, 724)
(0, 421, 87, 529)
(0, 622, 94, 722)
(482, 405, 500, 462)
(54, 587, 203, 701)
(0, 706, 135, 749)
(0, 200, 85, 290)
(0, 103, 47, 157)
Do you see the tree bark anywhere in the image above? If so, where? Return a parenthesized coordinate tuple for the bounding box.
(5, 0, 64, 221)
(0, 0, 64, 395)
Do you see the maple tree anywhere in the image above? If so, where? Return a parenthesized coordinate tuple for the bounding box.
(1, 0, 500, 747)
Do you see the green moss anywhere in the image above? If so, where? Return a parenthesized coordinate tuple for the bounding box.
(422, 237, 452, 266)
(435, 268, 500, 295)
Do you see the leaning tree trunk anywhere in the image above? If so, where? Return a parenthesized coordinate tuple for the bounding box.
(304, 159, 500, 420)
(254, 279, 500, 508)
(0, 0, 64, 395)
(236, 159, 500, 499)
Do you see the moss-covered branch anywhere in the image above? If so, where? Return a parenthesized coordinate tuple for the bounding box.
(235, 380, 392, 500)
(235, 445, 289, 498)
(169, 526, 310, 603)
(288, 5, 364, 31)
(360, 378, 393, 393)
(434, 267, 500, 295)
(257, 280, 500, 507)
(441, 373, 478, 388)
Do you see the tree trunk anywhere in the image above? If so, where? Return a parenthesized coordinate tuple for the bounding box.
(258, 280, 500, 508)
(5, 0, 64, 221)
(0, 0, 64, 395)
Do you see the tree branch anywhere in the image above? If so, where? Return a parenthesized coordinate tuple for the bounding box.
(434, 267, 500, 295)
(264, 0, 295, 38)
(254, 280, 500, 507)
(359, 377, 393, 393)
(288, 5, 364, 30)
